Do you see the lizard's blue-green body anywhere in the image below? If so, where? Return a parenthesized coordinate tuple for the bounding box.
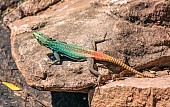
(33, 32, 155, 83)
(34, 32, 93, 61)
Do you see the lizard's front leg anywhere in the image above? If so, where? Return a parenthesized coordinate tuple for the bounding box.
(49, 51, 61, 67)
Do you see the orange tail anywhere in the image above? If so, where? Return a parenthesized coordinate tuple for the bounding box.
(93, 52, 155, 78)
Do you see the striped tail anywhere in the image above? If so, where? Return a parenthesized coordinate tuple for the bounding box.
(103, 54, 155, 78)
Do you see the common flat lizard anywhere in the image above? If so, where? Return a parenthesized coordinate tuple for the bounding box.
(33, 32, 155, 85)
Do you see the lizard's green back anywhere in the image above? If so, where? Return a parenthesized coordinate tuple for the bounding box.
(33, 32, 93, 61)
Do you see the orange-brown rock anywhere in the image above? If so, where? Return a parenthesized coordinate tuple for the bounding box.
(3, 0, 170, 106)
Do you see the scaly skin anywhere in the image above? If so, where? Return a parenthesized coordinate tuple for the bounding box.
(33, 32, 155, 79)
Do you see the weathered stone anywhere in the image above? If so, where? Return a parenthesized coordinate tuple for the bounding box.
(10, 0, 170, 88)
(0, 21, 52, 106)
(10, 0, 115, 92)
(107, 0, 170, 27)
(5, 0, 170, 106)
(112, 20, 170, 70)
(3, 0, 61, 25)
(91, 76, 170, 107)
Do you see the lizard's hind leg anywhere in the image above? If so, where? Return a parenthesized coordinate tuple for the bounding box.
(87, 57, 102, 86)
(87, 32, 111, 85)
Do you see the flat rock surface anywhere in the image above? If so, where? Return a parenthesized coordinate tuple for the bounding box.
(105, 75, 170, 88)
(92, 80, 170, 107)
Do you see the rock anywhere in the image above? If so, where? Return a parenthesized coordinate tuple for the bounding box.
(91, 76, 170, 107)
(10, 0, 170, 90)
(108, 0, 170, 27)
(3, 0, 61, 25)
(0, 22, 52, 106)
(112, 20, 170, 70)
(91, 0, 170, 106)
(0, 1, 52, 106)
(9, 0, 115, 92)
(4, 0, 170, 106)
(0, 0, 21, 12)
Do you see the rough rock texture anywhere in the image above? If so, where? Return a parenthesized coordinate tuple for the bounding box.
(1, 0, 89, 107)
(0, 21, 52, 106)
(10, 0, 170, 90)
(2, 0, 170, 106)
(108, 0, 170, 27)
(3, 0, 61, 25)
(92, 76, 170, 107)
(91, 0, 170, 106)
(112, 20, 170, 70)
(10, 0, 115, 91)
(0, 0, 23, 15)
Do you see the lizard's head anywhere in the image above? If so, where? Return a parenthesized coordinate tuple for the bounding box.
(33, 32, 53, 45)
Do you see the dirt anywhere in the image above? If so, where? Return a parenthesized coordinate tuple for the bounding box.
(0, 21, 25, 106)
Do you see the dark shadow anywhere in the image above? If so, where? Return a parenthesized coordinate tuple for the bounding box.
(51, 92, 89, 107)
(47, 53, 64, 65)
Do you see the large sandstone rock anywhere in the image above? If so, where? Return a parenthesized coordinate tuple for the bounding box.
(91, 76, 170, 107)
(10, 0, 115, 92)
(6, 0, 170, 106)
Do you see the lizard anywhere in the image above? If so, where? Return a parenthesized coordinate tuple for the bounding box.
(33, 32, 155, 85)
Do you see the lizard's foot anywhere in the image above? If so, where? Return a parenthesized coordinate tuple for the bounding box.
(48, 60, 60, 67)
(97, 75, 102, 86)
(94, 32, 111, 43)
(93, 75, 102, 88)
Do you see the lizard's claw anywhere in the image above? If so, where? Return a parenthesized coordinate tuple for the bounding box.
(93, 75, 102, 88)
(48, 60, 60, 67)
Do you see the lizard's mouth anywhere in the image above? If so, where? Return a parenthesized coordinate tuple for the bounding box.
(33, 32, 40, 40)
(33, 32, 44, 45)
